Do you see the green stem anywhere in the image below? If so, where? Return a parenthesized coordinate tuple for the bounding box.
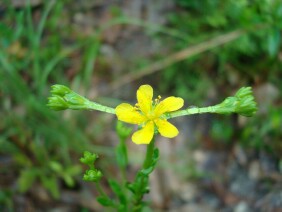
(95, 181, 119, 209)
(116, 137, 129, 210)
(132, 137, 155, 212)
(167, 106, 216, 119)
(84, 100, 116, 114)
(95, 181, 107, 197)
(142, 138, 155, 169)
(119, 141, 128, 185)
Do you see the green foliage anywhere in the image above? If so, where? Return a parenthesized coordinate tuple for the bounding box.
(0, 190, 13, 210)
(96, 195, 115, 207)
(0, 0, 105, 202)
(18, 168, 38, 192)
(240, 108, 282, 156)
(80, 138, 160, 211)
(109, 179, 127, 207)
(160, 0, 281, 159)
(40, 175, 60, 199)
(162, 0, 282, 104)
(211, 118, 233, 142)
(17, 161, 81, 199)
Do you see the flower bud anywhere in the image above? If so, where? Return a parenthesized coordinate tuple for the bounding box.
(83, 169, 103, 182)
(47, 96, 69, 111)
(80, 151, 98, 165)
(116, 121, 132, 140)
(50, 84, 71, 96)
(64, 93, 88, 106)
(214, 87, 258, 117)
(234, 87, 258, 117)
(47, 84, 89, 110)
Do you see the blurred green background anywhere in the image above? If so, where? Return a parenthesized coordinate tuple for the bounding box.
(0, 0, 281, 211)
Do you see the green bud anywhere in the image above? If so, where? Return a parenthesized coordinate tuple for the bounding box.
(214, 87, 258, 117)
(47, 84, 89, 111)
(80, 151, 98, 165)
(83, 169, 103, 182)
(50, 84, 71, 96)
(234, 87, 258, 117)
(116, 121, 132, 140)
(64, 93, 88, 106)
(47, 84, 116, 113)
(235, 87, 252, 99)
(47, 96, 69, 111)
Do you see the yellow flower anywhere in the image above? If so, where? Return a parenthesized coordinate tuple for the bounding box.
(115, 85, 184, 145)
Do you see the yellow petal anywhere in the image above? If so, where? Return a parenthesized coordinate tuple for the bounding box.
(132, 121, 154, 144)
(155, 119, 179, 138)
(154, 96, 184, 116)
(137, 85, 153, 114)
(116, 103, 146, 124)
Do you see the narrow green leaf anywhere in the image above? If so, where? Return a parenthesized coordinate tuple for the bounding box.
(267, 29, 280, 57)
(109, 180, 126, 204)
(40, 176, 60, 199)
(115, 144, 128, 168)
(96, 196, 114, 206)
(18, 169, 38, 192)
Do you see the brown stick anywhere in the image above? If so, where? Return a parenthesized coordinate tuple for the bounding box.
(108, 29, 244, 92)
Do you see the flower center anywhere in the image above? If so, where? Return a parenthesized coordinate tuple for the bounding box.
(134, 95, 162, 121)
(147, 111, 157, 120)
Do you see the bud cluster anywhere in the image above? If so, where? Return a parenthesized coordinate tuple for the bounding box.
(214, 87, 258, 117)
(47, 84, 88, 111)
(80, 151, 103, 182)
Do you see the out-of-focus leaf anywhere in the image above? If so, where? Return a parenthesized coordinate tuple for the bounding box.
(267, 29, 280, 57)
(109, 179, 126, 204)
(40, 175, 60, 199)
(18, 168, 38, 192)
(49, 161, 63, 173)
(97, 196, 114, 206)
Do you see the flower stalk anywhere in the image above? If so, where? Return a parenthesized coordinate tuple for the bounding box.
(167, 87, 257, 118)
(47, 84, 115, 114)
(47, 84, 257, 119)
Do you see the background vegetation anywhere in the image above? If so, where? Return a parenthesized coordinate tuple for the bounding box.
(0, 0, 281, 211)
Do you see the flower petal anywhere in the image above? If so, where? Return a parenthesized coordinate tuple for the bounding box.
(132, 121, 154, 144)
(155, 119, 179, 138)
(137, 85, 153, 114)
(154, 96, 184, 116)
(116, 103, 146, 124)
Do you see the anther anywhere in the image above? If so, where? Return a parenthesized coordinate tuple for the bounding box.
(134, 103, 140, 110)
(154, 98, 159, 105)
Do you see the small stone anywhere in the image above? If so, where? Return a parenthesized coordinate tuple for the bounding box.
(171, 203, 216, 212)
(234, 144, 247, 165)
(234, 201, 251, 212)
(193, 150, 206, 167)
(248, 161, 262, 180)
(179, 183, 198, 202)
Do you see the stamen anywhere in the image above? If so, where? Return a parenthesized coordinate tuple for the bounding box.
(134, 103, 140, 110)
(154, 98, 159, 105)
(154, 95, 162, 105)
